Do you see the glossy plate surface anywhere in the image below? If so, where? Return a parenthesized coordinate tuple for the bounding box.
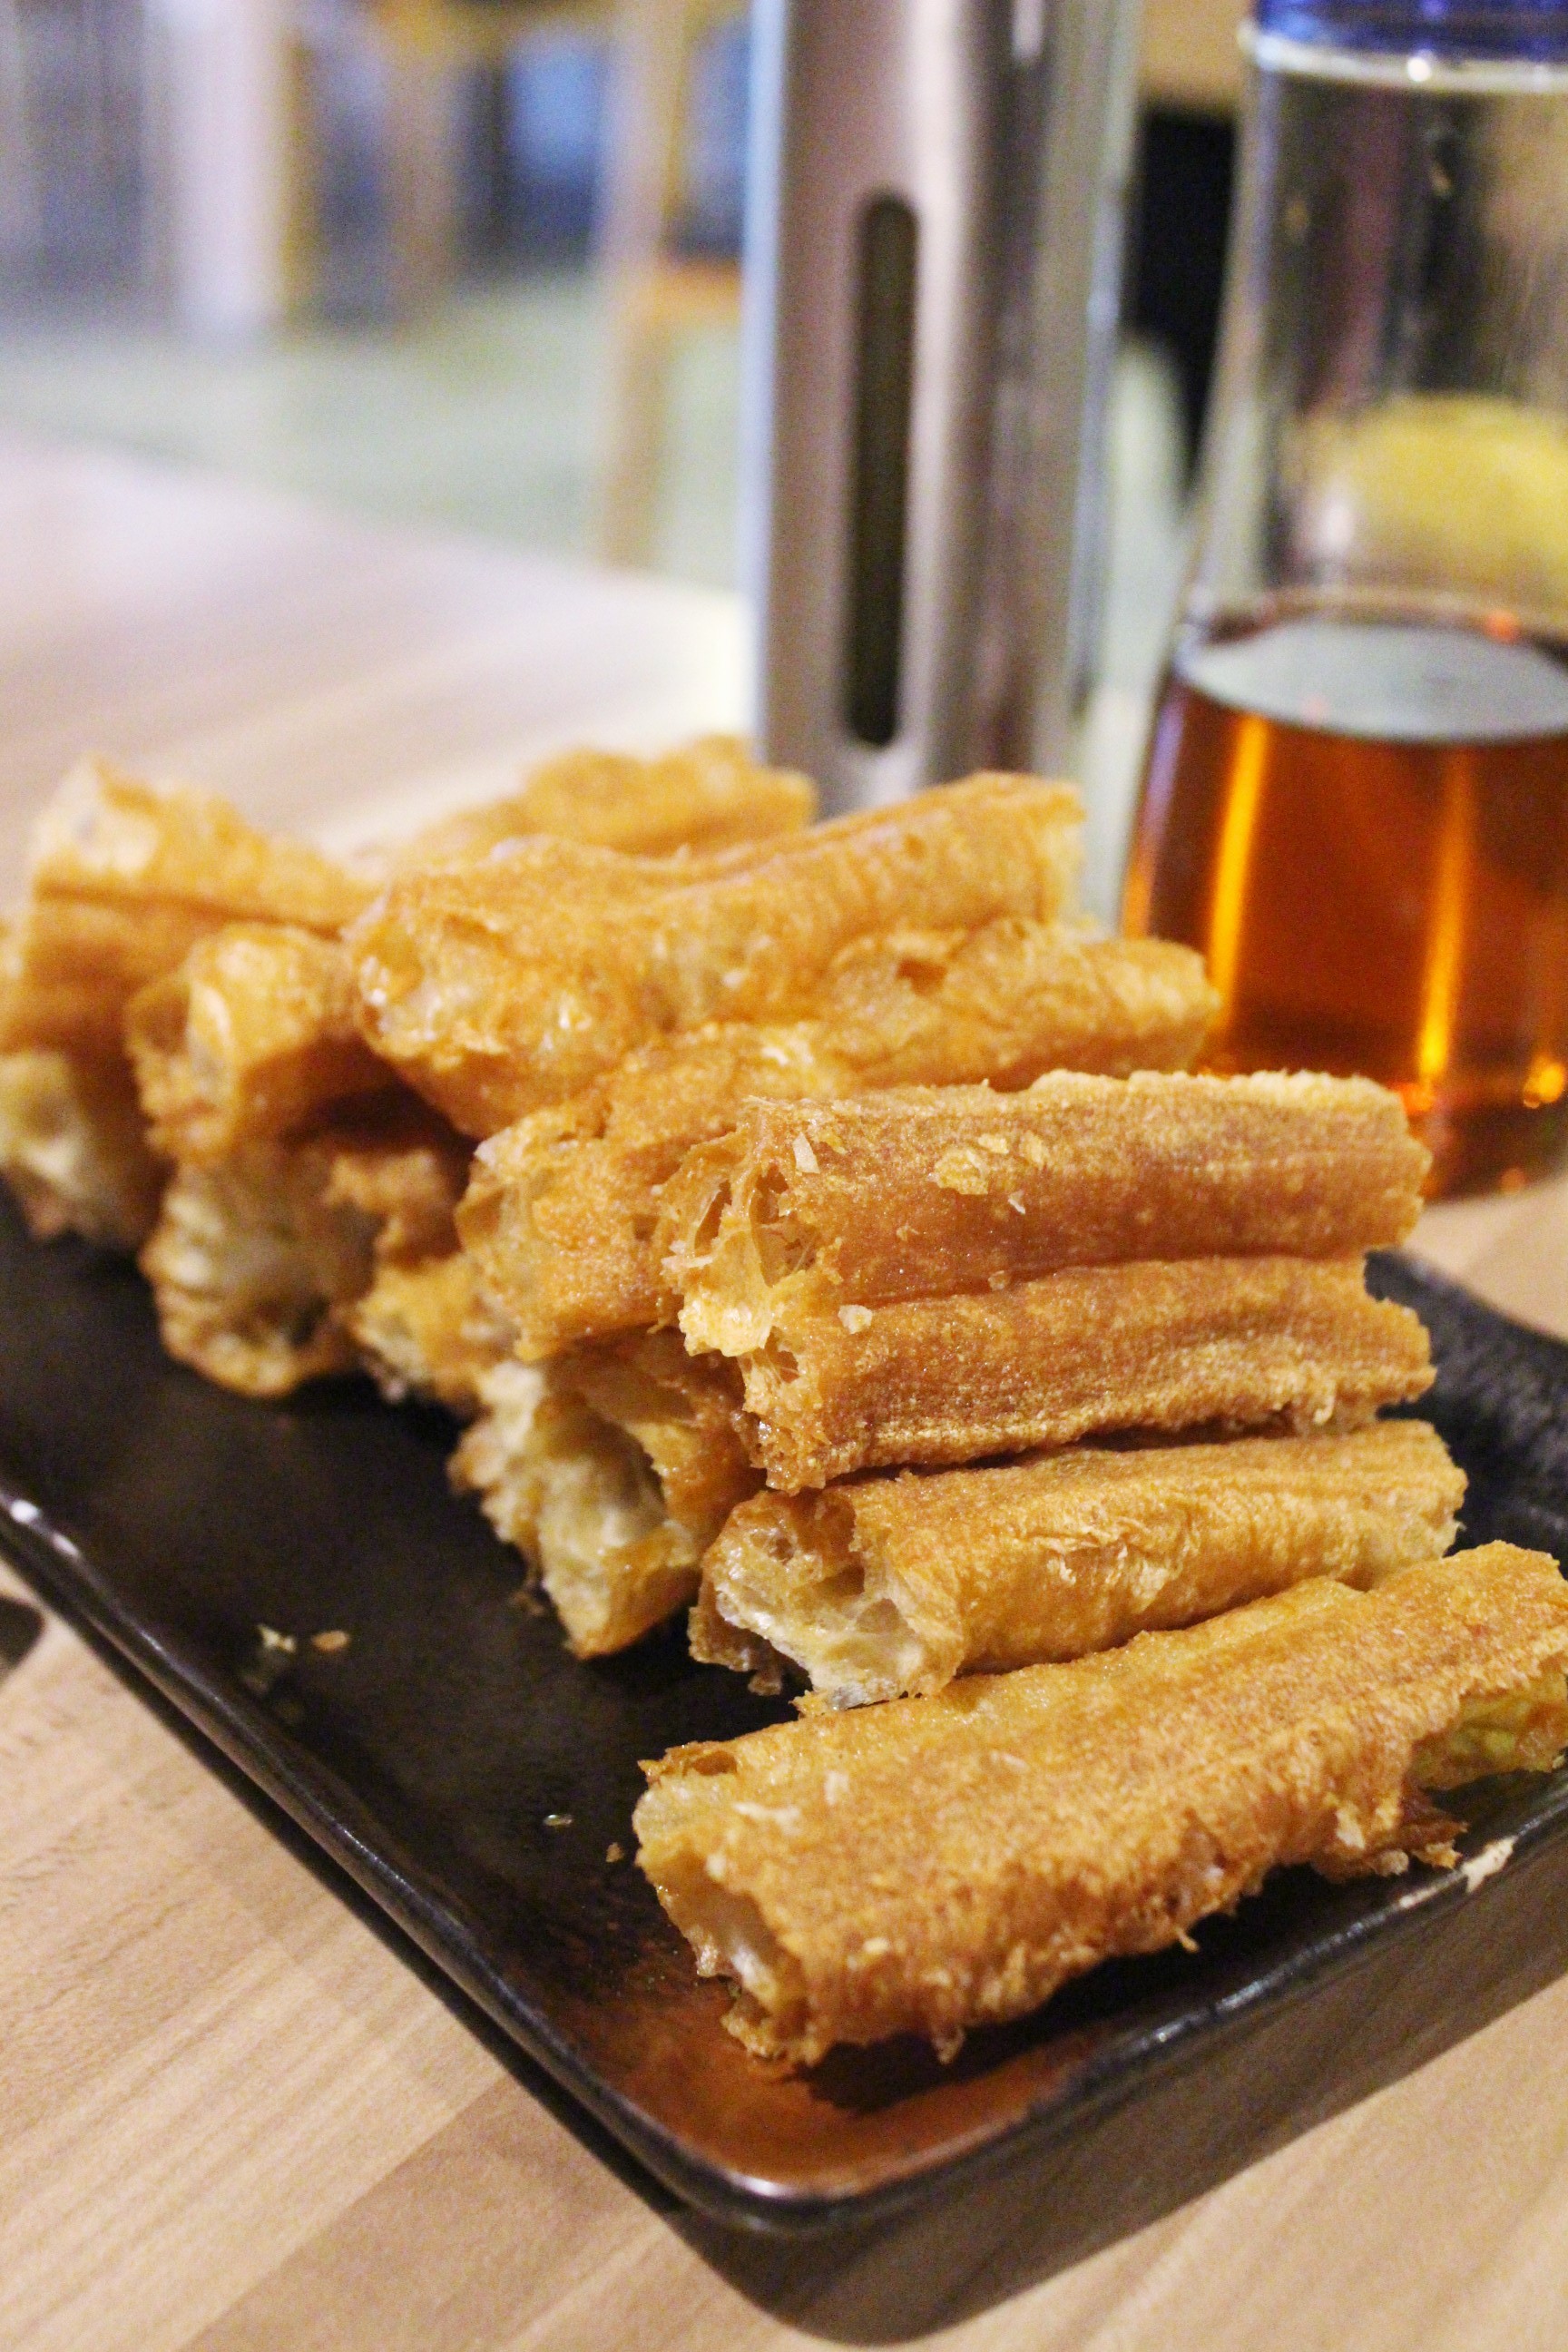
(2, 1193, 1567, 2234)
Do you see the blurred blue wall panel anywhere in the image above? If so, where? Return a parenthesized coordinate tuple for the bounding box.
(507, 36, 609, 257)
(681, 15, 748, 256)
(1, 0, 145, 305)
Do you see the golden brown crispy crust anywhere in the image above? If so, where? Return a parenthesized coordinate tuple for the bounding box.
(127, 925, 394, 1162)
(725, 1256, 1434, 1490)
(462, 927, 1216, 1359)
(692, 1421, 1466, 1702)
(638, 1545, 1568, 2064)
(345, 1249, 510, 1414)
(662, 1072, 1427, 1358)
(396, 736, 817, 867)
(141, 1095, 470, 1396)
(451, 1332, 756, 1656)
(0, 1047, 165, 1249)
(809, 920, 1214, 1087)
(0, 760, 371, 1061)
(349, 776, 1083, 1136)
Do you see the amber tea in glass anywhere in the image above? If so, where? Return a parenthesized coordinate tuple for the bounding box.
(1128, 610, 1568, 1191)
(1122, 6, 1568, 1195)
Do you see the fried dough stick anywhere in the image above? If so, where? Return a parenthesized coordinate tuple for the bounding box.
(0, 1044, 163, 1249)
(119, 741, 820, 1357)
(128, 925, 394, 1164)
(0, 760, 372, 1064)
(463, 927, 1216, 1358)
(126, 741, 819, 1167)
(662, 1073, 1426, 1359)
(638, 1545, 1568, 2065)
(451, 1333, 755, 1656)
(0, 761, 373, 1248)
(691, 1421, 1465, 1702)
(705, 1256, 1432, 1490)
(350, 775, 1083, 1135)
(4, 741, 806, 1243)
(124, 925, 498, 1404)
(141, 1095, 470, 1396)
(397, 735, 815, 867)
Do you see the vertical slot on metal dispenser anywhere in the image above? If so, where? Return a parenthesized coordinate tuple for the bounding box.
(845, 194, 918, 748)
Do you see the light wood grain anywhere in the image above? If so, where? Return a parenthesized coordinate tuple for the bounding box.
(3, 426, 1568, 2352)
(0, 424, 747, 896)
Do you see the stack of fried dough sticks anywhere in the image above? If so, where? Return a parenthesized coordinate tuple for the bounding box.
(4, 748, 1566, 2073)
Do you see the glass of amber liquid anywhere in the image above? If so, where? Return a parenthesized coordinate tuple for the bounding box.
(1123, 0, 1568, 1196)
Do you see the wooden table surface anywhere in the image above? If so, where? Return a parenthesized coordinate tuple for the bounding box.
(3, 425, 1568, 2352)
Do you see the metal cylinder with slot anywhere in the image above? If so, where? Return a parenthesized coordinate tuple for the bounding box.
(740, 0, 1142, 812)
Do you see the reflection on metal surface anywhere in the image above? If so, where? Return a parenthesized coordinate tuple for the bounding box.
(744, 0, 1142, 811)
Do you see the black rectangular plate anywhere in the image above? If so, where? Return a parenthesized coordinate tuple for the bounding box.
(4, 1188, 1568, 2240)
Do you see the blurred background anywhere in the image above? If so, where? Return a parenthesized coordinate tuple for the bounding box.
(0, 0, 1243, 827)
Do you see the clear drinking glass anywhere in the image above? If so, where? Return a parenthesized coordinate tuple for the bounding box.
(1123, 0, 1568, 1195)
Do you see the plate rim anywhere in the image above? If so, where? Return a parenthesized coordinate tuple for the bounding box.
(6, 1407, 1568, 2237)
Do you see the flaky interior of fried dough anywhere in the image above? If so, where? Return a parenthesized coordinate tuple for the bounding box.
(457, 1025, 839, 1358)
(140, 1101, 469, 1396)
(446, 1350, 547, 1533)
(0, 1046, 165, 1249)
(317, 1116, 468, 1261)
(690, 1491, 931, 1703)
(461, 1379, 700, 1657)
(396, 736, 817, 867)
(142, 1142, 377, 1393)
(1413, 1671, 1568, 1786)
(451, 1334, 757, 1657)
(642, 1850, 802, 2050)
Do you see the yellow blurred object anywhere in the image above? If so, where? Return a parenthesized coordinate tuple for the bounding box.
(1291, 393, 1568, 630)
(595, 0, 746, 567)
(1140, 0, 1245, 114)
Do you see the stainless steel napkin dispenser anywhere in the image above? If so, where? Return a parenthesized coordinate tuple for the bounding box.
(741, 0, 1142, 812)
